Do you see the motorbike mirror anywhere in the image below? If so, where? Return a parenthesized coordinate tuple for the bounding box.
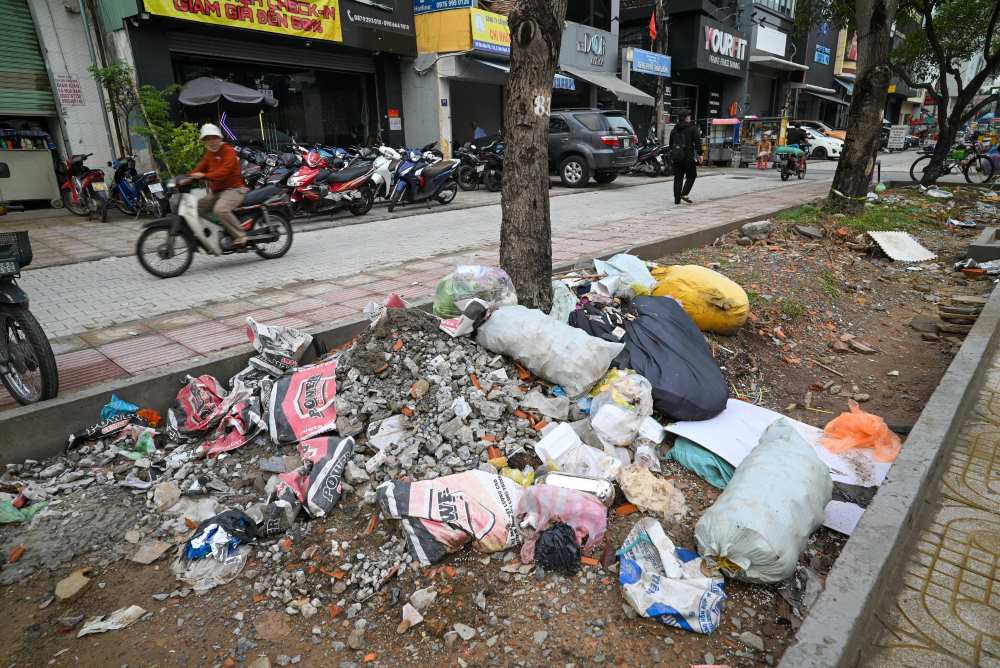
(0, 162, 9, 178)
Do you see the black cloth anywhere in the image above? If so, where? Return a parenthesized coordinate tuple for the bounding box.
(786, 127, 807, 147)
(616, 296, 728, 421)
(668, 121, 701, 163)
(567, 302, 625, 342)
(673, 159, 697, 203)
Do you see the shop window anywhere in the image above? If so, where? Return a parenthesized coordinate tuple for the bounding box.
(566, 0, 612, 32)
(753, 0, 795, 18)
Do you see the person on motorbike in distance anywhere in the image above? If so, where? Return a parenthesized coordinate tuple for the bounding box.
(190, 123, 249, 247)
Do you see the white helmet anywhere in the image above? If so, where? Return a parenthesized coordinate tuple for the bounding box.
(199, 123, 223, 140)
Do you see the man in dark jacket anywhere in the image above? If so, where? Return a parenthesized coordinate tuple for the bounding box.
(669, 115, 702, 204)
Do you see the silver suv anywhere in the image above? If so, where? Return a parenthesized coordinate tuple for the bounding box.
(548, 109, 639, 187)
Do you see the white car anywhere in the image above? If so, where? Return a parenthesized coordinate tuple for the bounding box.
(802, 127, 843, 160)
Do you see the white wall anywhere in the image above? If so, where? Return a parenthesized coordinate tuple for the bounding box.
(399, 58, 443, 149)
(28, 0, 116, 168)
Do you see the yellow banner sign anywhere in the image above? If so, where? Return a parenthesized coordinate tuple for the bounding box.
(470, 8, 509, 56)
(144, 0, 343, 42)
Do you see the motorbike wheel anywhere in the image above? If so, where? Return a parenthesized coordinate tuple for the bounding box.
(964, 156, 994, 184)
(781, 168, 790, 181)
(387, 189, 403, 213)
(437, 179, 458, 204)
(115, 192, 137, 216)
(136, 226, 194, 278)
(484, 170, 502, 192)
(457, 166, 480, 191)
(62, 187, 89, 216)
(909, 155, 931, 183)
(349, 187, 374, 216)
(0, 306, 58, 405)
(255, 212, 294, 259)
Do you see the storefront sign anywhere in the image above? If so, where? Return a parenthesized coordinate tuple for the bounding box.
(470, 8, 509, 56)
(144, 0, 344, 42)
(814, 44, 831, 65)
(54, 74, 84, 107)
(754, 25, 786, 57)
(576, 29, 607, 67)
(629, 47, 670, 77)
(343, 0, 412, 36)
(413, 0, 470, 14)
(701, 18, 747, 73)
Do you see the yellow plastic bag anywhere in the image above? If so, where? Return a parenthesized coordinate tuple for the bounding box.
(651, 265, 749, 335)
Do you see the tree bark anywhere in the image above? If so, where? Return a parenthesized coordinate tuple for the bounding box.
(827, 0, 898, 214)
(653, 0, 667, 143)
(499, 0, 568, 312)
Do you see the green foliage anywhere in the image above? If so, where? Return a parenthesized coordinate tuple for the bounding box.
(135, 85, 201, 175)
(780, 296, 806, 319)
(776, 205, 821, 223)
(89, 61, 137, 117)
(818, 269, 841, 297)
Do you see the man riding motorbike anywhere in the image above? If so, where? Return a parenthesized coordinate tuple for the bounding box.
(190, 123, 248, 247)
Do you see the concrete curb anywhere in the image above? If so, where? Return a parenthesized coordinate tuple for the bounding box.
(0, 197, 811, 466)
(779, 281, 1000, 668)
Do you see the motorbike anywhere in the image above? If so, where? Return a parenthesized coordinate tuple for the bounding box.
(776, 143, 808, 181)
(455, 144, 485, 191)
(387, 149, 459, 212)
(0, 163, 58, 404)
(55, 153, 107, 216)
(367, 145, 402, 201)
(135, 177, 293, 279)
(286, 149, 375, 218)
(631, 134, 667, 176)
(100, 155, 169, 221)
(479, 139, 504, 192)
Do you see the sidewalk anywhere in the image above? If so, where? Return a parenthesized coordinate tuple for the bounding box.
(860, 348, 1000, 667)
(0, 180, 829, 410)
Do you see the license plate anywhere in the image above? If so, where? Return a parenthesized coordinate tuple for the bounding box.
(476, 165, 485, 172)
(148, 182, 163, 194)
(621, 138, 630, 148)
(91, 181, 107, 191)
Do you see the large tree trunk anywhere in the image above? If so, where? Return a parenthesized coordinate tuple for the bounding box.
(827, 0, 897, 214)
(919, 88, 992, 185)
(499, 0, 568, 312)
(653, 0, 667, 143)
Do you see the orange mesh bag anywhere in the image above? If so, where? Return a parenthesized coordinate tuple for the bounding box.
(821, 400, 901, 462)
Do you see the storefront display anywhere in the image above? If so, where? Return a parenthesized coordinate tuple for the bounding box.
(668, 15, 747, 125)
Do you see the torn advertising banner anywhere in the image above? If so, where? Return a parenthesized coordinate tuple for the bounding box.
(275, 436, 354, 518)
(268, 359, 338, 445)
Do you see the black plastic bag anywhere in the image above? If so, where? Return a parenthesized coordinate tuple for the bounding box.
(618, 296, 728, 421)
(534, 522, 581, 575)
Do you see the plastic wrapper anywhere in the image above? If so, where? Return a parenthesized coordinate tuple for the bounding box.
(167, 375, 230, 435)
(275, 436, 354, 518)
(172, 544, 251, 593)
(520, 389, 570, 420)
(377, 471, 522, 566)
(439, 298, 491, 338)
(533, 523, 581, 575)
(517, 485, 607, 566)
(184, 510, 257, 560)
(268, 360, 338, 445)
(548, 280, 580, 323)
(534, 423, 621, 480)
(695, 419, 832, 583)
(618, 518, 725, 634)
(433, 265, 517, 318)
(666, 436, 734, 489)
(100, 394, 138, 421)
(112, 424, 157, 461)
(651, 265, 750, 335)
(477, 305, 624, 397)
(589, 372, 653, 448)
(617, 463, 688, 521)
(77, 605, 146, 638)
(593, 253, 656, 298)
(199, 386, 266, 458)
(822, 400, 902, 463)
(67, 413, 147, 450)
(245, 316, 313, 376)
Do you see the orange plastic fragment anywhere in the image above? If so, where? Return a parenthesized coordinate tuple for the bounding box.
(365, 515, 379, 535)
(137, 408, 162, 428)
(363, 653, 377, 663)
(515, 363, 531, 381)
(470, 373, 481, 390)
(532, 420, 549, 431)
(392, 339, 404, 352)
(615, 503, 638, 517)
(8, 545, 25, 564)
(513, 409, 530, 420)
(184, 517, 198, 530)
(580, 556, 599, 567)
(400, 406, 414, 417)
(444, 565, 456, 578)
(329, 605, 344, 619)
(821, 400, 901, 462)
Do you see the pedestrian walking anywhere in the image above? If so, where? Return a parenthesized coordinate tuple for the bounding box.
(670, 114, 702, 204)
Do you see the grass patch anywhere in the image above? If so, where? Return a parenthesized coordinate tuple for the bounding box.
(775, 205, 822, 224)
(775, 201, 937, 233)
(780, 296, 806, 319)
(745, 288, 762, 307)
(818, 269, 841, 298)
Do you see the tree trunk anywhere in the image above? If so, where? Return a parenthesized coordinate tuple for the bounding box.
(827, 0, 897, 213)
(653, 0, 667, 143)
(919, 88, 987, 185)
(499, 0, 568, 312)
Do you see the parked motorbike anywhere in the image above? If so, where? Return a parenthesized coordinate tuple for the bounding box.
(479, 138, 504, 192)
(631, 134, 667, 176)
(286, 149, 375, 218)
(387, 149, 459, 212)
(0, 163, 58, 404)
(55, 153, 107, 216)
(777, 144, 808, 181)
(135, 177, 293, 279)
(368, 145, 402, 201)
(100, 155, 169, 221)
(455, 144, 485, 191)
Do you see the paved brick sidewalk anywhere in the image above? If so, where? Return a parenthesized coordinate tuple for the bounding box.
(860, 349, 1000, 668)
(0, 179, 828, 410)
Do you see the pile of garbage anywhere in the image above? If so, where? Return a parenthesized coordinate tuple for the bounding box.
(1, 255, 906, 643)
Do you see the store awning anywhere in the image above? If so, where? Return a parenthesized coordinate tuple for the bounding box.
(470, 58, 575, 90)
(559, 64, 654, 106)
(805, 91, 850, 107)
(834, 77, 855, 95)
(749, 55, 809, 72)
(790, 82, 835, 95)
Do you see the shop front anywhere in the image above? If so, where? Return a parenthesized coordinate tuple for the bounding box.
(619, 47, 671, 140)
(668, 14, 748, 123)
(126, 0, 414, 150)
(746, 24, 807, 118)
(555, 21, 652, 111)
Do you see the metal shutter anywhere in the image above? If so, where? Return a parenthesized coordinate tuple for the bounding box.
(167, 32, 375, 74)
(0, 0, 56, 115)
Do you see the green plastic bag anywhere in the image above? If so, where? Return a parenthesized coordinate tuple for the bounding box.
(432, 266, 516, 318)
(665, 437, 734, 490)
(0, 500, 49, 524)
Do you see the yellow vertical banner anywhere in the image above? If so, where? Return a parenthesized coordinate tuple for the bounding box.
(143, 0, 343, 42)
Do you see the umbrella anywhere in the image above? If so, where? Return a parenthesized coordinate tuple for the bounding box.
(177, 77, 278, 109)
(978, 112, 995, 121)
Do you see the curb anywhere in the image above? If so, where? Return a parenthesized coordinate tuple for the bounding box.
(779, 281, 1000, 668)
(0, 196, 814, 466)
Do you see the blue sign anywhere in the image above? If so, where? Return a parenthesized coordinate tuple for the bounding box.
(814, 44, 831, 65)
(413, 0, 472, 15)
(554, 74, 576, 91)
(630, 48, 671, 77)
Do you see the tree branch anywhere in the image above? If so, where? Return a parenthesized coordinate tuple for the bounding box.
(959, 94, 999, 124)
(889, 62, 931, 91)
(984, 0, 1000, 61)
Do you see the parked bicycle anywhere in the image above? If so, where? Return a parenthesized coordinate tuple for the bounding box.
(909, 142, 994, 184)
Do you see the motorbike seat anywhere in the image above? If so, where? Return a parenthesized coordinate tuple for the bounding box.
(420, 160, 456, 179)
(326, 162, 371, 183)
(313, 169, 333, 184)
(239, 185, 281, 208)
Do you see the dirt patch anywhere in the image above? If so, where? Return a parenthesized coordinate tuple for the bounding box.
(0, 186, 992, 668)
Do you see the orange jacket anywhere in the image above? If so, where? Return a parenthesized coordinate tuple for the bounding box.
(192, 143, 244, 192)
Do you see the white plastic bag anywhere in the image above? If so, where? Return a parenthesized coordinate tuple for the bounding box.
(594, 253, 656, 292)
(619, 518, 725, 634)
(694, 419, 832, 583)
(589, 373, 654, 448)
(534, 422, 621, 480)
(549, 280, 580, 323)
(477, 305, 624, 397)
